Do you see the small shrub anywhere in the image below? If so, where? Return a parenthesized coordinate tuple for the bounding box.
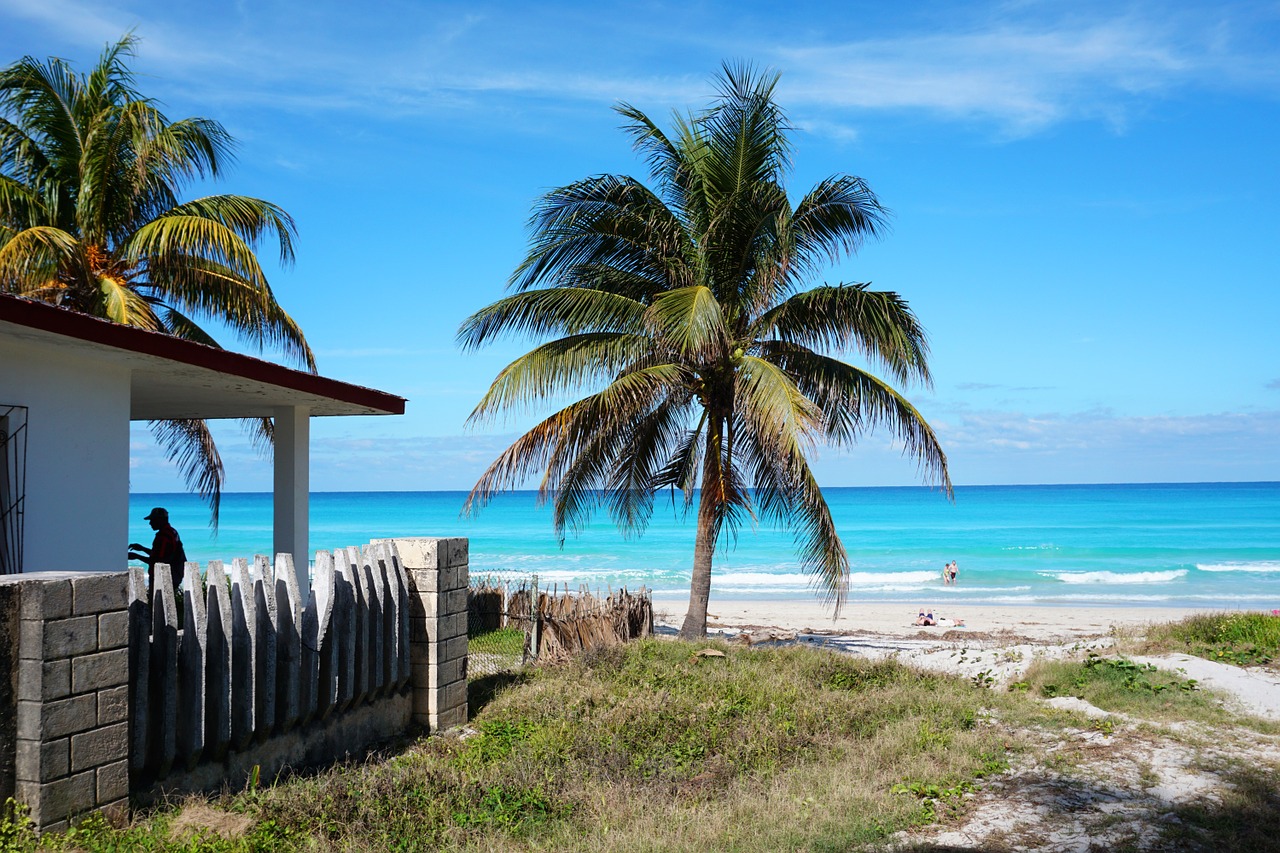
(1144, 611, 1280, 667)
(891, 779, 975, 822)
(451, 784, 569, 834)
(1022, 655, 1244, 727)
(0, 800, 35, 853)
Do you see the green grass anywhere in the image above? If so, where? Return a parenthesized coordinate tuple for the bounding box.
(467, 626, 526, 658)
(1020, 651, 1276, 729)
(1136, 611, 1280, 667)
(11, 640, 1023, 852)
(12, 633, 1280, 851)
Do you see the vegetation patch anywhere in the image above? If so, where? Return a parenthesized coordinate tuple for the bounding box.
(1139, 611, 1280, 668)
(1021, 654, 1235, 725)
(12, 640, 1018, 851)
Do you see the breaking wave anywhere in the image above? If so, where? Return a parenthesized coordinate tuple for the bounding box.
(1196, 561, 1280, 573)
(1040, 569, 1188, 585)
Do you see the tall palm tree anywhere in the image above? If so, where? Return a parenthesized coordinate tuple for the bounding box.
(460, 63, 951, 638)
(0, 35, 314, 525)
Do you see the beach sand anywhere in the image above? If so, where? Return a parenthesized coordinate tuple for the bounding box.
(650, 598, 1280, 721)
(652, 598, 1217, 643)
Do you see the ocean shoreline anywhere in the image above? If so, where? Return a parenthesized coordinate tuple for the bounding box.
(131, 483, 1280, 611)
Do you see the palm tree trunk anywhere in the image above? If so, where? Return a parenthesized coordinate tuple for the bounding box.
(680, 416, 723, 639)
(679, 486, 718, 639)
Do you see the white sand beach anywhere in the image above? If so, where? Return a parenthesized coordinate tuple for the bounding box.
(653, 599, 1217, 643)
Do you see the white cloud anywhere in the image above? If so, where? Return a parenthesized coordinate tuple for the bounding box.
(7, 0, 1275, 135)
(774, 10, 1279, 135)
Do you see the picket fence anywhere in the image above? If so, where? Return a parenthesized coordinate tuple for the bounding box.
(128, 542, 411, 784)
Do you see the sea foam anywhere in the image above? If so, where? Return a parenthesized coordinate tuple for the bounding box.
(1041, 569, 1188, 585)
(1196, 561, 1280, 573)
(848, 570, 940, 586)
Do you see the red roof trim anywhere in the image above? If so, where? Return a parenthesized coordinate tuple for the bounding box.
(0, 294, 405, 415)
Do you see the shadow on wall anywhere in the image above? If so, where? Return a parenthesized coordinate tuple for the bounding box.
(0, 584, 16, 804)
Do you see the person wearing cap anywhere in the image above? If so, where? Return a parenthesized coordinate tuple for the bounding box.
(128, 507, 187, 591)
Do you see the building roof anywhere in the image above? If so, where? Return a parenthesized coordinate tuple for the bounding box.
(0, 294, 406, 418)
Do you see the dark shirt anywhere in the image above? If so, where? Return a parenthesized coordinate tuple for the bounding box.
(149, 524, 186, 590)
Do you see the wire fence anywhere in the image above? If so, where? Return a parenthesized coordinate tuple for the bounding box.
(467, 571, 538, 680)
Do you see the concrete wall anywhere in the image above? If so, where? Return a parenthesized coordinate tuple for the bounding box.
(377, 537, 470, 731)
(2, 571, 130, 833)
(0, 337, 131, 573)
(4, 545, 469, 833)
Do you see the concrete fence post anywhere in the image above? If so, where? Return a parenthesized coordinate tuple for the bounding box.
(376, 538, 468, 732)
(2, 571, 130, 833)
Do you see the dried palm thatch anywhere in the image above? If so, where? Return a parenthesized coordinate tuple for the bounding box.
(534, 585, 653, 664)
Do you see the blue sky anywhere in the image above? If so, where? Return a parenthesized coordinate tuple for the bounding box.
(4, 0, 1278, 491)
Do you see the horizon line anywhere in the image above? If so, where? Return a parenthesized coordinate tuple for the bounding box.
(129, 480, 1280, 496)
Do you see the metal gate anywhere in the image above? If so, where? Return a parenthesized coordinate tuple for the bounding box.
(467, 572, 540, 680)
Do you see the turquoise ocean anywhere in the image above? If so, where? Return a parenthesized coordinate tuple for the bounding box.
(129, 483, 1280, 610)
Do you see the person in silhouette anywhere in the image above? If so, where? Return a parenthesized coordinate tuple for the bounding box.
(128, 507, 187, 592)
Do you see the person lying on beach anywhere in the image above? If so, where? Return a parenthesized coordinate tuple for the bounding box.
(937, 616, 966, 628)
(914, 610, 937, 626)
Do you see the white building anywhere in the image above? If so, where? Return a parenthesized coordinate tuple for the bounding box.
(0, 293, 405, 587)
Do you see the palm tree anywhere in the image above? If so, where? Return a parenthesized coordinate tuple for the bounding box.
(459, 63, 951, 638)
(0, 35, 314, 525)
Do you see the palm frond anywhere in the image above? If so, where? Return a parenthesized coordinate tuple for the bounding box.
(458, 286, 646, 350)
(614, 101, 687, 203)
(790, 175, 888, 274)
(0, 225, 77, 291)
(99, 273, 161, 329)
(0, 53, 86, 173)
(243, 417, 274, 459)
(754, 283, 932, 386)
(0, 168, 50, 228)
(644, 285, 726, 356)
(156, 195, 295, 264)
(654, 411, 706, 502)
(603, 394, 699, 532)
(734, 354, 821, 445)
(701, 61, 789, 202)
(155, 303, 222, 347)
(730, 406, 849, 610)
(466, 332, 652, 422)
(123, 213, 269, 288)
(512, 175, 687, 298)
(149, 417, 224, 528)
(761, 342, 951, 495)
(142, 253, 315, 369)
(464, 364, 690, 532)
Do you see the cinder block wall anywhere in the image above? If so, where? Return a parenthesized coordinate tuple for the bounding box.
(5, 572, 129, 833)
(1, 583, 19, 805)
(378, 537, 469, 731)
(2, 540, 470, 833)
